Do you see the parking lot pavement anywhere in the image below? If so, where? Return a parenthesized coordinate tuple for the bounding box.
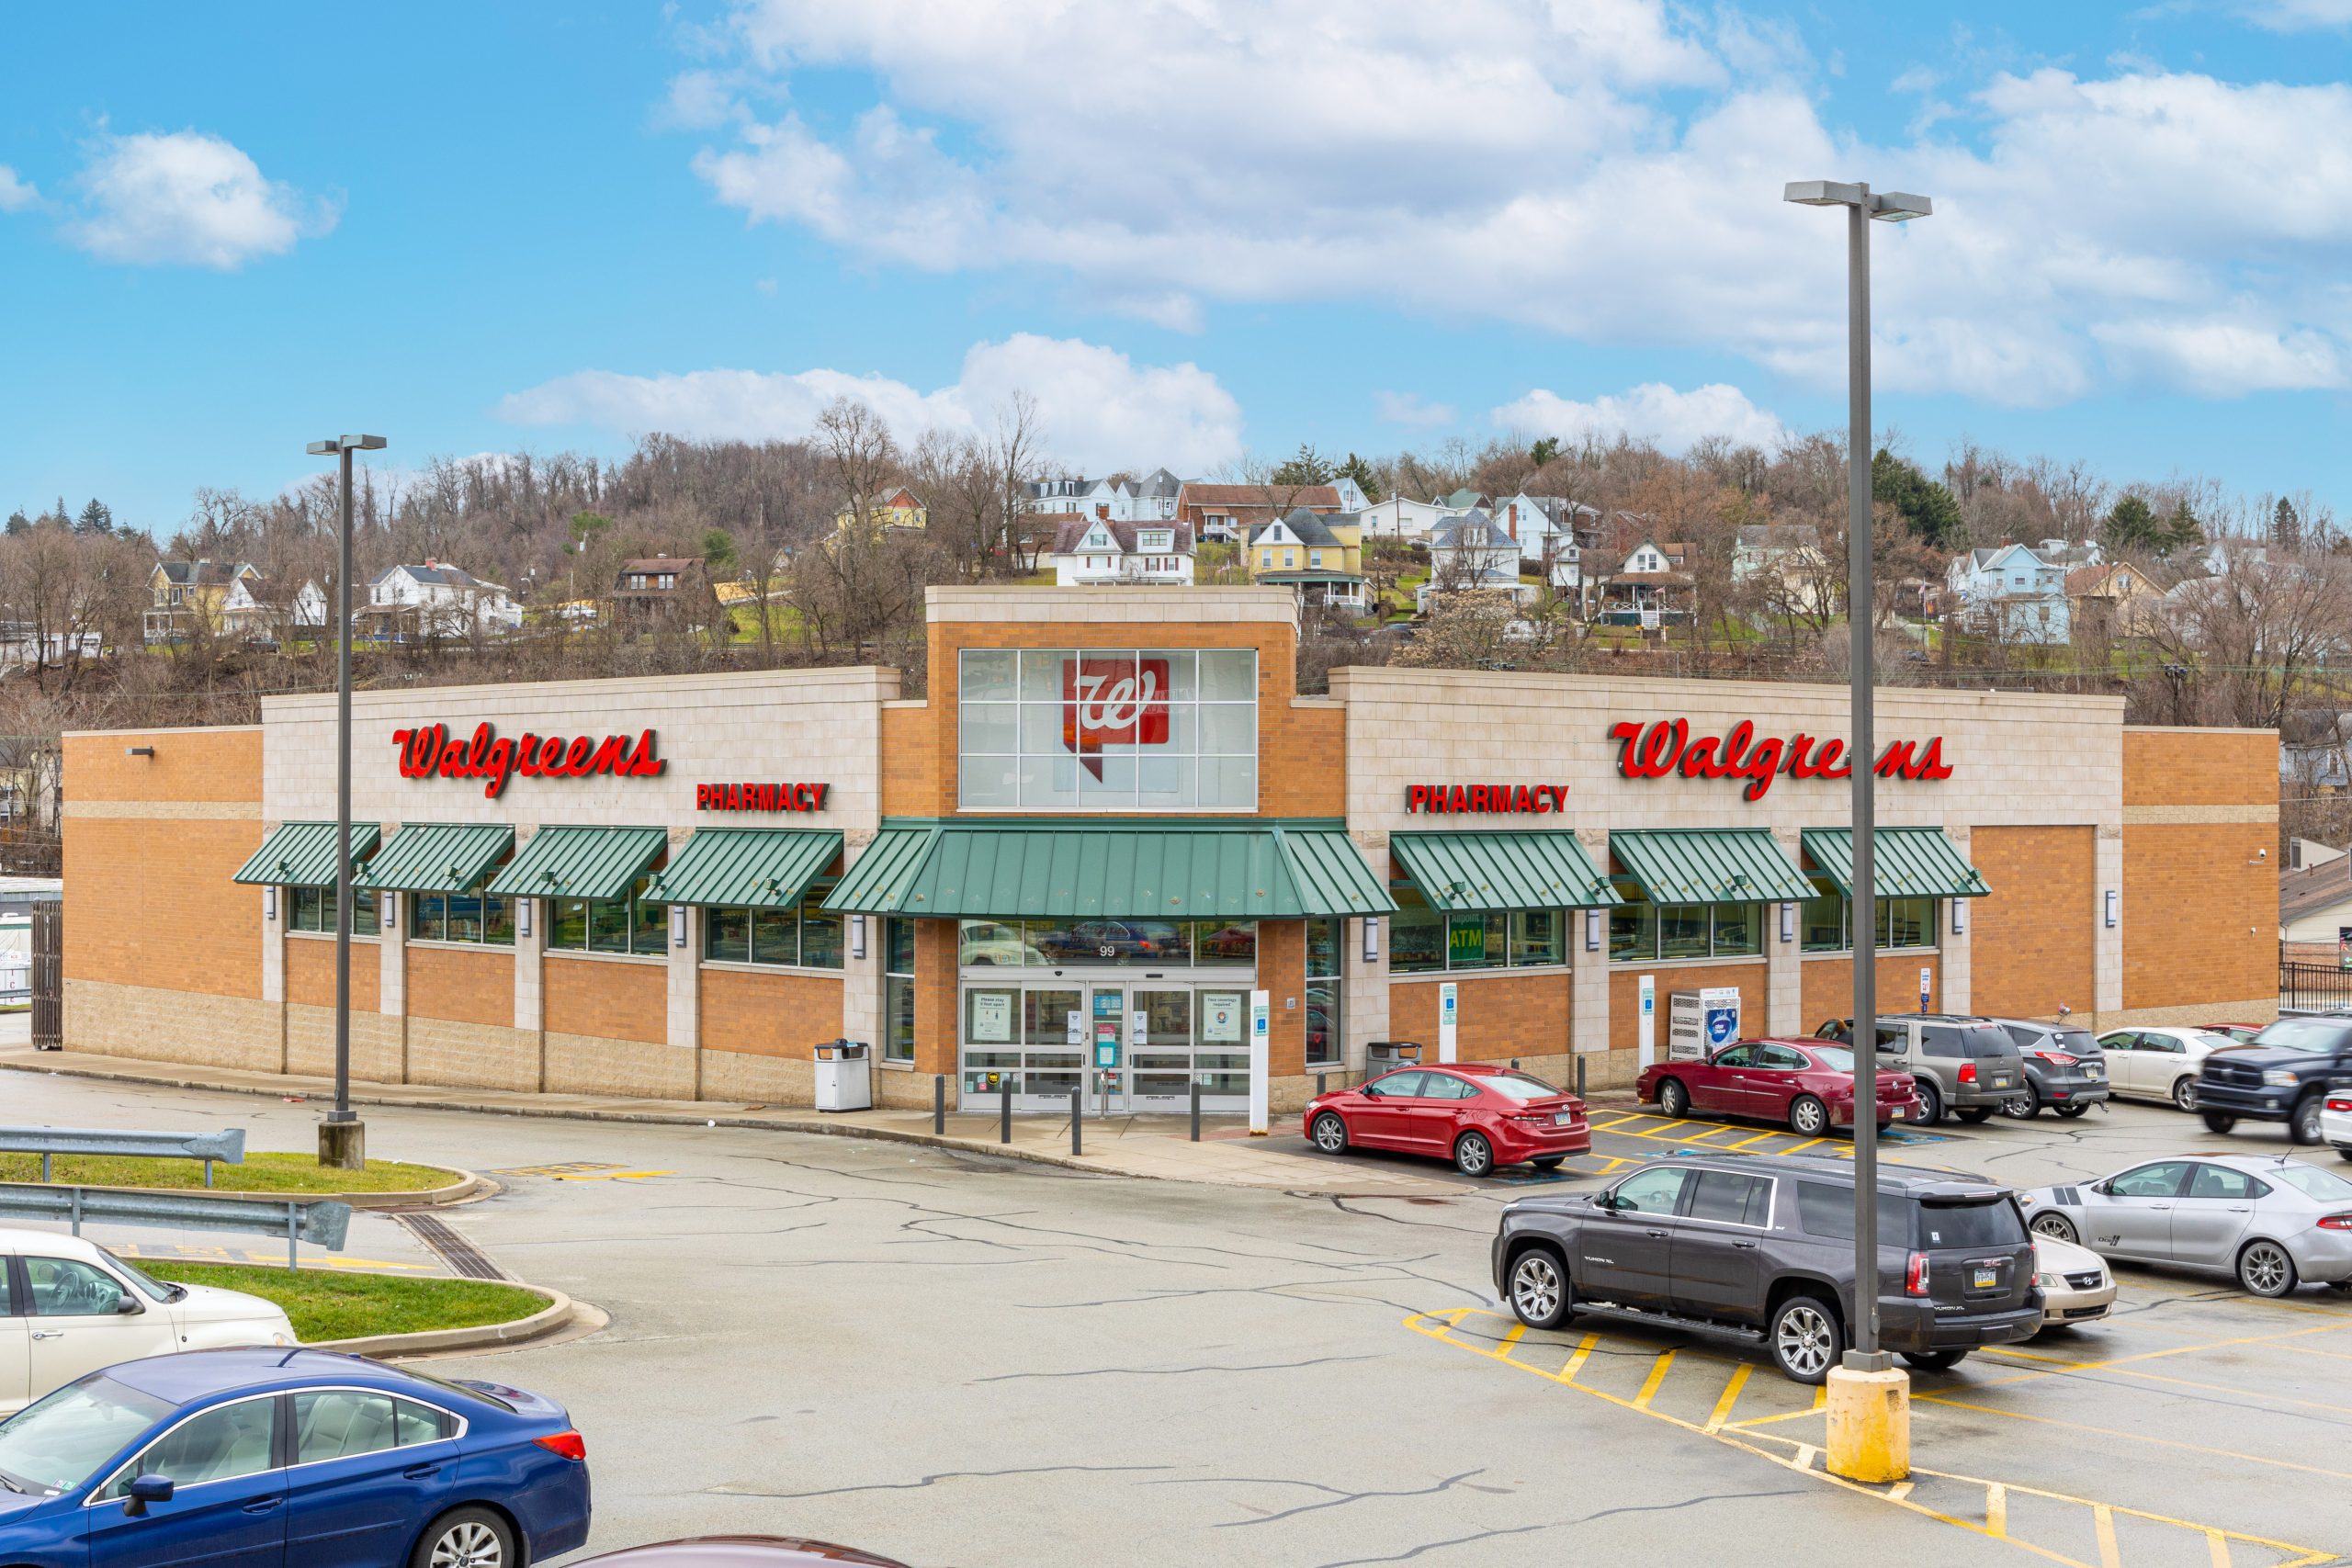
(4, 1069, 2349, 1566)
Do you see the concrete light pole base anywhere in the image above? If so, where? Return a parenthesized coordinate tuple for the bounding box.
(318, 1118, 367, 1171)
(1825, 1364, 1910, 1483)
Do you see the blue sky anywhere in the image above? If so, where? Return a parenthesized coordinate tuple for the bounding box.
(4, 1, 2351, 533)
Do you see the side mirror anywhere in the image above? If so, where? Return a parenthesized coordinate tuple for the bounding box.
(114, 1293, 141, 1314)
(125, 1474, 175, 1516)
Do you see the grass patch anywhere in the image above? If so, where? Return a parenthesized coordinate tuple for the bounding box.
(0, 1150, 458, 1195)
(142, 1261, 548, 1344)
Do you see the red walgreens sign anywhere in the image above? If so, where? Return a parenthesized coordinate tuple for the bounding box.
(697, 782, 830, 813)
(1062, 657, 1170, 781)
(1609, 718, 1952, 803)
(394, 722, 664, 800)
(1406, 784, 1569, 814)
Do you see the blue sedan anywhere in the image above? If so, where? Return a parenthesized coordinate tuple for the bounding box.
(0, 1347, 590, 1567)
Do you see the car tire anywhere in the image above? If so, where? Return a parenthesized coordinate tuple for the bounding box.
(2237, 1238, 2299, 1298)
(1506, 1245, 1575, 1330)
(1901, 1349, 1969, 1372)
(411, 1507, 515, 1568)
(2291, 1094, 2325, 1146)
(1657, 1078, 1690, 1119)
(2001, 1084, 2041, 1120)
(2200, 1110, 2238, 1134)
(2171, 1077, 2198, 1112)
(1955, 1107, 1996, 1124)
(1310, 1112, 1350, 1156)
(2053, 1103, 2089, 1119)
(1531, 1155, 1566, 1171)
(1789, 1095, 1828, 1136)
(1913, 1079, 1943, 1127)
(1769, 1293, 1845, 1384)
(2338, 1146, 2352, 1164)
(2030, 1213, 2078, 1244)
(1453, 1131, 1495, 1178)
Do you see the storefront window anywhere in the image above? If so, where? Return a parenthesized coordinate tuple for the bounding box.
(1658, 904, 1709, 960)
(1712, 903, 1758, 956)
(1609, 884, 1655, 963)
(409, 883, 511, 946)
(1609, 876, 1765, 963)
(957, 648, 1258, 811)
(707, 906, 751, 964)
(697, 883, 846, 969)
(290, 884, 378, 937)
(549, 875, 665, 958)
(1389, 888, 1568, 972)
(1389, 887, 1444, 974)
(1305, 917, 1340, 979)
(1306, 978, 1341, 1067)
(883, 918, 916, 1064)
(1510, 910, 1564, 966)
(1801, 875, 1846, 953)
(952, 918, 1251, 969)
(1796, 887, 1939, 954)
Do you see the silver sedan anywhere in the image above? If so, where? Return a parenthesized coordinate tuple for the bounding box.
(2018, 1154, 2352, 1298)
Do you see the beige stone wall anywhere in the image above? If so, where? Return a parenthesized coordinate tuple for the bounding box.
(67, 980, 282, 1073)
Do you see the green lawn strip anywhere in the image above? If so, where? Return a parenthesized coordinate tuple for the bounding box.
(141, 1261, 548, 1344)
(0, 1150, 458, 1194)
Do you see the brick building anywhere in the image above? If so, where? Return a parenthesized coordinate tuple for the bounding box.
(62, 587, 2278, 1114)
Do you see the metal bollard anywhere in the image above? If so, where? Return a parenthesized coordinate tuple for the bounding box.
(1316, 1071, 1327, 1099)
(1510, 1058, 1521, 1072)
(1001, 1077, 1012, 1144)
(1071, 1086, 1083, 1156)
(933, 1074, 945, 1134)
(1575, 1055, 1587, 1100)
(1190, 1075, 1202, 1142)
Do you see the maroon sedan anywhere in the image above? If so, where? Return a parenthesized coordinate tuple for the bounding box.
(1635, 1038, 1919, 1136)
(573, 1540, 912, 1566)
(1305, 1062, 1590, 1177)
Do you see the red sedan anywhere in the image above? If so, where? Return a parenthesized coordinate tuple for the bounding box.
(1635, 1038, 1919, 1136)
(1305, 1062, 1589, 1178)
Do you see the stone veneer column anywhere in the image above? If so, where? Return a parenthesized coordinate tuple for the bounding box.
(514, 897, 544, 1034)
(260, 880, 286, 1005)
(1346, 919, 1389, 1086)
(379, 890, 407, 1083)
(1940, 829, 1973, 1014)
(669, 903, 701, 1096)
(1572, 830, 1611, 1061)
(2094, 826, 2123, 1022)
(1765, 830, 1804, 1036)
(842, 915, 881, 1055)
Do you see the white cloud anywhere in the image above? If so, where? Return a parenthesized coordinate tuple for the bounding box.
(2237, 0, 2352, 29)
(2091, 318, 2346, 394)
(1374, 390, 1456, 428)
(67, 130, 334, 268)
(669, 3, 2352, 406)
(1491, 383, 1787, 453)
(498, 333, 1245, 474)
(0, 165, 37, 213)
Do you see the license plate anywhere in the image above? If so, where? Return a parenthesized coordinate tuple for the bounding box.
(1991, 1076, 2011, 1088)
(1553, 1111, 1576, 1126)
(2084, 1065, 2103, 1078)
(1972, 1266, 1999, 1290)
(1890, 1108, 1905, 1120)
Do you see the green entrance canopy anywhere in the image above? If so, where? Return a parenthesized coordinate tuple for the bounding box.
(1800, 828, 1990, 899)
(356, 823, 514, 894)
(824, 820, 1395, 919)
(1610, 828, 1813, 906)
(1391, 831, 1620, 912)
(643, 829, 842, 908)
(232, 821, 380, 887)
(485, 825, 668, 901)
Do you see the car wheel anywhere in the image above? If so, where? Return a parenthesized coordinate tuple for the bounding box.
(1955, 1107, 1996, 1124)
(2200, 1110, 2238, 1134)
(2030, 1213, 2078, 1244)
(2000, 1085, 2041, 1120)
(1453, 1131, 1494, 1178)
(2171, 1077, 2198, 1112)
(2237, 1238, 2299, 1298)
(2291, 1094, 2325, 1146)
(1531, 1155, 1566, 1171)
(1507, 1246, 1574, 1330)
(413, 1507, 514, 1568)
(2339, 1146, 2352, 1164)
(1913, 1080, 1943, 1126)
(1657, 1078, 1690, 1119)
(2053, 1103, 2089, 1119)
(1789, 1095, 1828, 1136)
(1310, 1112, 1350, 1156)
(1901, 1349, 1968, 1372)
(1770, 1293, 1844, 1384)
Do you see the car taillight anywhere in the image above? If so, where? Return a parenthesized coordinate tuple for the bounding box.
(1905, 1253, 1931, 1296)
(2328, 1098, 2352, 1113)
(2030, 1051, 2078, 1066)
(1958, 1063, 1978, 1084)
(534, 1431, 588, 1461)
(2318, 1215, 2352, 1232)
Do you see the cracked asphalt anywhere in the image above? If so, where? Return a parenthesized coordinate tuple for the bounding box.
(6, 1069, 2349, 1566)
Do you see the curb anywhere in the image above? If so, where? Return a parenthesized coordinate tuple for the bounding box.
(310, 1284, 581, 1359)
(28, 1169, 492, 1211)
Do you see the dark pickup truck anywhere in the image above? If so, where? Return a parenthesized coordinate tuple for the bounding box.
(1490, 1152, 2041, 1382)
(2194, 1016, 2352, 1144)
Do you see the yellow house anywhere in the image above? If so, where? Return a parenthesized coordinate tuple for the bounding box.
(1245, 507, 1365, 609)
(833, 485, 928, 534)
(144, 560, 259, 642)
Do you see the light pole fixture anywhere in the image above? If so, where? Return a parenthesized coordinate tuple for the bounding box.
(1781, 180, 1928, 1398)
(305, 434, 386, 1170)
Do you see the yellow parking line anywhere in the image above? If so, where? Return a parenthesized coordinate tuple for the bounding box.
(1677, 1123, 1740, 1143)
(1781, 1136, 1833, 1156)
(1594, 1114, 1646, 1131)
(1985, 1483, 2007, 1539)
(1913, 1393, 2352, 1483)
(1555, 1332, 1599, 1385)
(1725, 1129, 1787, 1150)
(2094, 1504, 2120, 1568)
(1702, 1365, 1750, 1433)
(1632, 1350, 1675, 1410)
(1887, 1482, 1914, 1502)
(1487, 1323, 1528, 1363)
(2206, 1529, 2232, 1568)
(1792, 1443, 1816, 1472)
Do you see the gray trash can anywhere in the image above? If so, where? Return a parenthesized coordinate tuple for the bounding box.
(813, 1039, 873, 1111)
(1366, 1041, 1423, 1074)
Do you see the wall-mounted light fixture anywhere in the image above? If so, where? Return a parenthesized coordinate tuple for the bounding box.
(2104, 889, 2119, 929)
(851, 913, 868, 962)
(1779, 901, 1796, 943)
(670, 905, 688, 948)
(517, 898, 533, 939)
(380, 890, 397, 925)
(1951, 898, 1967, 937)
(264, 887, 277, 920)
(1361, 917, 1380, 964)
(125, 746, 154, 758)
(1584, 908, 1602, 952)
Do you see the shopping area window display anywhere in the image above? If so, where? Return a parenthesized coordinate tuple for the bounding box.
(957, 649, 1258, 810)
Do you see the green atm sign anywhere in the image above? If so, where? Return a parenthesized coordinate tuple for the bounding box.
(1448, 917, 1487, 964)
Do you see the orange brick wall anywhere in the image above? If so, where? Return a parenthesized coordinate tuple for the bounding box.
(286, 936, 380, 1013)
(407, 945, 515, 1029)
(2122, 728, 2276, 806)
(1971, 826, 2096, 1019)
(1389, 970, 1572, 1061)
(2120, 727, 2276, 1011)
(1802, 953, 1941, 1031)
(1608, 962, 1766, 1054)
(544, 956, 667, 1044)
(62, 728, 265, 1000)
(880, 704, 939, 819)
(700, 967, 846, 1057)
(911, 919, 956, 1075)
(1257, 919, 1307, 1075)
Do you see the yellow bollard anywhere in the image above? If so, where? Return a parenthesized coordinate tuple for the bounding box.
(1825, 1365, 1910, 1483)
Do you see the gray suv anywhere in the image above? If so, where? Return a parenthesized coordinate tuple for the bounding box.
(1491, 1153, 2042, 1382)
(1817, 1013, 2028, 1126)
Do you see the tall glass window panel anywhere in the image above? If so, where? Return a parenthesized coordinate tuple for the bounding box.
(1305, 917, 1340, 979)
(1801, 876, 1847, 953)
(410, 893, 447, 942)
(1194, 919, 1257, 966)
(961, 647, 1256, 811)
(1609, 894, 1656, 963)
(587, 897, 631, 954)
(1712, 903, 1759, 957)
(799, 886, 843, 969)
(480, 893, 513, 945)
(1306, 979, 1342, 1066)
(352, 887, 378, 937)
(885, 916, 916, 977)
(1658, 905, 1709, 960)
(750, 906, 797, 965)
(447, 887, 484, 945)
(551, 899, 588, 951)
(292, 886, 324, 932)
(884, 978, 915, 1064)
(707, 907, 751, 963)
(1511, 909, 1564, 966)
(630, 879, 663, 953)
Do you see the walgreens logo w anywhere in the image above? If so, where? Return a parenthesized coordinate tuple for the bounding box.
(1062, 657, 1170, 779)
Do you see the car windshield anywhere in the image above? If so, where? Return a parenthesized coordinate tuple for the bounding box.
(1480, 1073, 1564, 1102)
(2250, 1019, 2351, 1053)
(1917, 1198, 2028, 1248)
(1809, 1046, 1855, 1072)
(2270, 1163, 2352, 1201)
(1961, 1026, 2018, 1058)
(101, 1247, 182, 1303)
(388, 1365, 518, 1415)
(2054, 1031, 2100, 1055)
(0, 1375, 174, 1495)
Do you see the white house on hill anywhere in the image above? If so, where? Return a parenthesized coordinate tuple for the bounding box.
(1048, 516, 1196, 587)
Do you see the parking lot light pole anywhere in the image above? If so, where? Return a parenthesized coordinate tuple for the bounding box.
(1784, 178, 1929, 1483)
(305, 434, 387, 1170)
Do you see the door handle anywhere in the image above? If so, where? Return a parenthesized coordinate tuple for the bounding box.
(29, 1330, 62, 1340)
(2226, 1206, 2251, 1213)
(242, 1498, 281, 1515)
(1732, 1240, 1760, 1249)
(1645, 1228, 1668, 1238)
(402, 1463, 442, 1480)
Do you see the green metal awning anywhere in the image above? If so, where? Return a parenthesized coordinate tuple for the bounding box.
(1611, 828, 1813, 906)
(643, 829, 842, 908)
(356, 823, 514, 894)
(824, 820, 1396, 919)
(232, 821, 380, 887)
(485, 825, 669, 901)
(1800, 828, 1990, 899)
(1391, 831, 1621, 911)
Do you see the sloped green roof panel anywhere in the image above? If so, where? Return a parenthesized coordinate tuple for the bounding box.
(642, 829, 842, 908)
(1801, 828, 1990, 899)
(1611, 828, 1813, 906)
(822, 821, 1394, 919)
(485, 825, 668, 900)
(232, 821, 380, 887)
(356, 823, 514, 894)
(1392, 831, 1621, 911)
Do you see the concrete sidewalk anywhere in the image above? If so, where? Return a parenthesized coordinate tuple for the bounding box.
(0, 1040, 1471, 1197)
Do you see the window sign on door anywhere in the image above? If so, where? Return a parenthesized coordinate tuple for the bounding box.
(969, 991, 1013, 1043)
(1202, 993, 1243, 1041)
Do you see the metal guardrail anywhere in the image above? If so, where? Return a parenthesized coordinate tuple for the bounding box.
(0, 1183, 351, 1270)
(2279, 963, 2352, 1015)
(0, 1126, 247, 1186)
